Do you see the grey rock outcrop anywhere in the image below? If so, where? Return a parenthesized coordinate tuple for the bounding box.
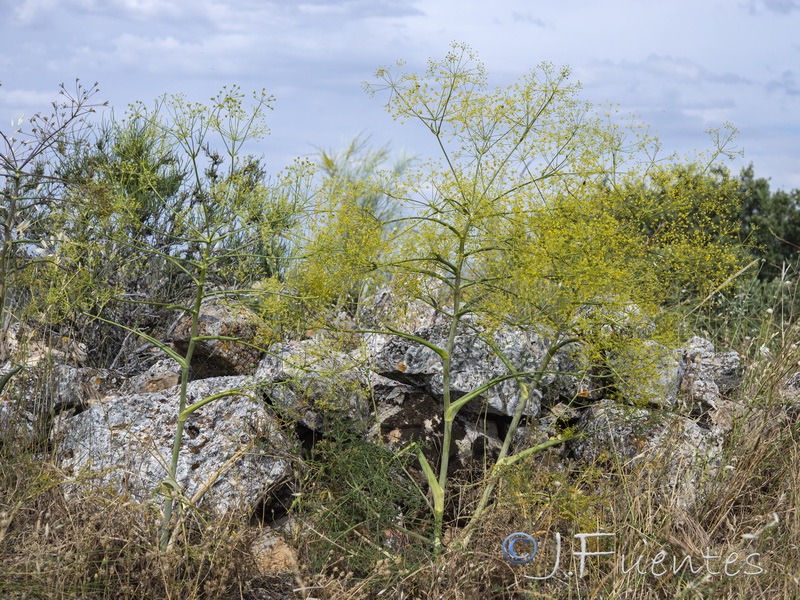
(571, 399, 724, 511)
(255, 340, 371, 429)
(121, 357, 181, 395)
(43, 316, 746, 521)
(4, 364, 125, 418)
(570, 399, 655, 463)
(680, 336, 742, 405)
(368, 374, 502, 471)
(0, 395, 34, 438)
(373, 322, 580, 418)
(252, 339, 509, 473)
(172, 302, 264, 379)
(567, 337, 744, 511)
(679, 336, 744, 434)
(55, 376, 291, 515)
(48, 366, 126, 414)
(358, 289, 441, 356)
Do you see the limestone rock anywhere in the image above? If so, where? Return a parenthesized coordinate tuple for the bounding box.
(368, 374, 502, 472)
(680, 337, 742, 401)
(569, 400, 654, 463)
(578, 300, 657, 340)
(48, 366, 126, 413)
(679, 337, 743, 432)
(358, 288, 439, 330)
(0, 395, 34, 439)
(121, 357, 181, 395)
(779, 370, 800, 417)
(643, 415, 725, 511)
(373, 322, 580, 418)
(6, 364, 125, 419)
(172, 302, 264, 378)
(358, 288, 442, 357)
(255, 340, 371, 429)
(571, 399, 723, 511)
(55, 376, 291, 515)
(3, 323, 88, 367)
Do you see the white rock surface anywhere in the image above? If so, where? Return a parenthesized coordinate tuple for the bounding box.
(55, 376, 291, 515)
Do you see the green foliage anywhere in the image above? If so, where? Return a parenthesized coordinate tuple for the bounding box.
(0, 81, 106, 360)
(67, 86, 314, 551)
(736, 164, 800, 279)
(40, 113, 191, 364)
(49, 88, 314, 368)
(241, 160, 313, 283)
(73, 112, 186, 229)
(602, 163, 744, 303)
(315, 133, 412, 226)
(1, 67, 798, 599)
(276, 135, 414, 325)
(104, 85, 309, 289)
(348, 43, 749, 549)
(686, 260, 800, 352)
(287, 170, 387, 320)
(293, 413, 430, 577)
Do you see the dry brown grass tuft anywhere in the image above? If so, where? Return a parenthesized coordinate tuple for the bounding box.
(6, 315, 800, 598)
(0, 441, 265, 600)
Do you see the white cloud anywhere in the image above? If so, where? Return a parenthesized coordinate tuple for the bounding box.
(767, 70, 800, 96)
(0, 86, 63, 126)
(13, 0, 58, 23)
(1, 0, 798, 190)
(293, 0, 422, 18)
(57, 32, 248, 78)
(593, 55, 750, 87)
(746, 0, 800, 14)
(12, 0, 215, 25)
(683, 105, 738, 126)
(0, 86, 60, 108)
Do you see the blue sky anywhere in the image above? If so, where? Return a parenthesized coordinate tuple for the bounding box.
(1, 0, 798, 190)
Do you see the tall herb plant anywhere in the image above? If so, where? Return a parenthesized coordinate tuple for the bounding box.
(351, 44, 744, 550)
(85, 87, 310, 550)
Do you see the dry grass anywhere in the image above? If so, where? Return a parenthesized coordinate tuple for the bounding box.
(4, 312, 800, 598)
(282, 318, 800, 599)
(0, 453, 262, 599)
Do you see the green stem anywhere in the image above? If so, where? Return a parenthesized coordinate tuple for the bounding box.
(0, 173, 21, 361)
(432, 226, 469, 552)
(460, 337, 579, 544)
(0, 364, 23, 395)
(158, 263, 207, 551)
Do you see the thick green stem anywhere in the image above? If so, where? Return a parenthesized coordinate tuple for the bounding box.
(158, 264, 207, 551)
(432, 345, 454, 551)
(459, 337, 579, 543)
(432, 232, 468, 552)
(437, 354, 455, 492)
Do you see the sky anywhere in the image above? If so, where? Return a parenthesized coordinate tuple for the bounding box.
(1, 0, 798, 190)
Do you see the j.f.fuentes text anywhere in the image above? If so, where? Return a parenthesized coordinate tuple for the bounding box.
(503, 532, 764, 580)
